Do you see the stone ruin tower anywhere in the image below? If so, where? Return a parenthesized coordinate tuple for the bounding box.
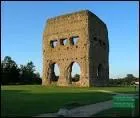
(42, 10, 109, 87)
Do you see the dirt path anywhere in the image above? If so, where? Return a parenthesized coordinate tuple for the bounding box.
(35, 100, 112, 117)
(68, 100, 112, 117)
(35, 92, 136, 117)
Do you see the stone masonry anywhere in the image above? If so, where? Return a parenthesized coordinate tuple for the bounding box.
(42, 10, 109, 87)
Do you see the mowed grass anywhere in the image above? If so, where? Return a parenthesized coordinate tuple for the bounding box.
(1, 85, 136, 117)
(92, 99, 139, 117)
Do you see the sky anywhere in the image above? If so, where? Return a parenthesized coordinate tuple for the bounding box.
(1, 1, 139, 79)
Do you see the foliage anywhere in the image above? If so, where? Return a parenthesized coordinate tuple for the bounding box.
(1, 56, 138, 86)
(1, 56, 41, 85)
(72, 74, 80, 82)
(1, 56, 20, 85)
(108, 74, 139, 87)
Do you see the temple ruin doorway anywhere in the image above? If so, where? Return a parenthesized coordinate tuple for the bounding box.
(49, 63, 60, 82)
(66, 62, 81, 84)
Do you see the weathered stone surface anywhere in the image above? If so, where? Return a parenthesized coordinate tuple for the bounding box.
(42, 10, 109, 87)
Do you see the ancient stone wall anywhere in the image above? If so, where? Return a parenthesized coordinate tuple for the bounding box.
(88, 11, 109, 86)
(42, 10, 109, 87)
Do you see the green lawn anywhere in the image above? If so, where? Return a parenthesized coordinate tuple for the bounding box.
(92, 99, 139, 117)
(1, 85, 136, 117)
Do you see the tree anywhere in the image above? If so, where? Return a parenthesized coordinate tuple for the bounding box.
(72, 74, 80, 82)
(125, 74, 136, 85)
(126, 74, 135, 79)
(1, 56, 42, 85)
(26, 61, 35, 73)
(1, 56, 20, 85)
(33, 72, 42, 84)
(19, 61, 36, 84)
(19, 61, 42, 84)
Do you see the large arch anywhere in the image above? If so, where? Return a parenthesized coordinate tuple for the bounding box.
(47, 62, 60, 84)
(65, 61, 81, 84)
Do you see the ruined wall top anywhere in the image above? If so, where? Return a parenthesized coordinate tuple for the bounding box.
(46, 10, 106, 26)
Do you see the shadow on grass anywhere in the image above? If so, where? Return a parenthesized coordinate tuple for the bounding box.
(91, 97, 139, 117)
(116, 91, 137, 94)
(92, 106, 139, 117)
(1, 89, 113, 117)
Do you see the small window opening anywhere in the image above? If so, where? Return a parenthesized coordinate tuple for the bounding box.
(60, 38, 68, 45)
(70, 36, 79, 45)
(94, 37, 97, 41)
(103, 42, 106, 46)
(50, 40, 58, 48)
(103, 42, 106, 49)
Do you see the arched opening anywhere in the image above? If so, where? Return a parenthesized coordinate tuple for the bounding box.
(71, 62, 81, 82)
(48, 63, 60, 82)
(97, 64, 103, 80)
(66, 62, 81, 83)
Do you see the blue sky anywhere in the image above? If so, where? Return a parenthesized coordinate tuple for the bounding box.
(1, 1, 139, 79)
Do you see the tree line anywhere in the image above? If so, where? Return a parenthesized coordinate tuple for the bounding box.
(108, 74, 139, 86)
(1, 56, 41, 85)
(71, 73, 139, 86)
(1, 56, 139, 86)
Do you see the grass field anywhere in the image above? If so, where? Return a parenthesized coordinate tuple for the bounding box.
(92, 98, 139, 117)
(1, 85, 137, 117)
